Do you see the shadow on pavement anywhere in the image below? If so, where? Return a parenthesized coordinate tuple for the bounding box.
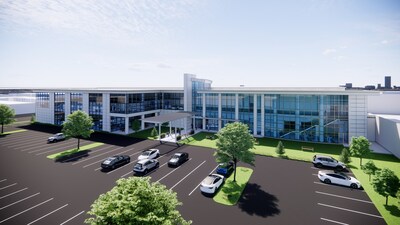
(55, 150, 90, 162)
(238, 183, 280, 217)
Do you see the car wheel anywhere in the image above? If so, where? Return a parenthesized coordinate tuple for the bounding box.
(144, 169, 148, 174)
(336, 165, 344, 171)
(350, 183, 358, 189)
(156, 163, 159, 168)
(111, 165, 115, 170)
(324, 178, 331, 184)
(315, 163, 322, 168)
(54, 139, 57, 143)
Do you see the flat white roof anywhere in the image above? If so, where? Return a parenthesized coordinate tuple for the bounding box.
(369, 113, 400, 123)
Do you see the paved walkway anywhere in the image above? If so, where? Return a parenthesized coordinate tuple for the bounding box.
(370, 142, 392, 155)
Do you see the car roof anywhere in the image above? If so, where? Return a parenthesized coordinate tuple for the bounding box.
(56, 133, 64, 135)
(174, 152, 187, 156)
(315, 155, 332, 158)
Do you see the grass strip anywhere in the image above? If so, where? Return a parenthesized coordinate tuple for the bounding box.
(213, 167, 253, 206)
(0, 129, 27, 135)
(47, 142, 104, 159)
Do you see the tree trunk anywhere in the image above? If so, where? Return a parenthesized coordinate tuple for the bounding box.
(1, 123, 3, 134)
(233, 158, 237, 182)
(77, 138, 80, 150)
(385, 196, 388, 206)
(360, 157, 362, 167)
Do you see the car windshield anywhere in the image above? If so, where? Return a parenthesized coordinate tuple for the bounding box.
(103, 157, 116, 164)
(142, 152, 150, 156)
(338, 172, 350, 179)
(172, 154, 180, 159)
(134, 163, 142, 169)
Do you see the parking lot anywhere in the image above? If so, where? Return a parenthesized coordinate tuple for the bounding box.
(0, 124, 386, 225)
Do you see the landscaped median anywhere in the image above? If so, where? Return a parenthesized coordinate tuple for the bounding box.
(0, 129, 27, 135)
(213, 167, 254, 206)
(47, 142, 104, 160)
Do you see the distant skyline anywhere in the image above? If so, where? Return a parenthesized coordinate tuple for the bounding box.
(0, 0, 399, 88)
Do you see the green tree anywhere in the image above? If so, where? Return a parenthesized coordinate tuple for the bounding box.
(361, 160, 380, 181)
(349, 136, 371, 166)
(275, 141, 285, 156)
(85, 177, 191, 225)
(215, 122, 255, 182)
(339, 148, 351, 164)
(151, 127, 158, 137)
(62, 110, 93, 150)
(372, 168, 400, 206)
(0, 104, 16, 134)
(132, 119, 141, 133)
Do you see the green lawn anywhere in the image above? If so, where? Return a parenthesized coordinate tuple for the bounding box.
(0, 129, 27, 135)
(181, 132, 400, 225)
(47, 142, 104, 159)
(214, 167, 254, 206)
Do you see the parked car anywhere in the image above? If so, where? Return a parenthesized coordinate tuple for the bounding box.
(47, 133, 66, 143)
(101, 155, 130, 170)
(200, 173, 224, 195)
(216, 161, 234, 177)
(133, 159, 159, 174)
(312, 154, 346, 170)
(138, 149, 160, 160)
(318, 170, 362, 189)
(168, 152, 189, 167)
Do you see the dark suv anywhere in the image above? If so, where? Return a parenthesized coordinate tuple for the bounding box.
(216, 161, 234, 177)
(168, 152, 189, 167)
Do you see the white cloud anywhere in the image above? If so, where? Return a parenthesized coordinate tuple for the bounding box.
(322, 48, 337, 55)
(381, 40, 389, 44)
(0, 0, 200, 41)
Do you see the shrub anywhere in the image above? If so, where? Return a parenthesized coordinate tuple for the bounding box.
(189, 130, 194, 135)
(160, 133, 165, 139)
(339, 148, 351, 164)
(276, 141, 285, 156)
(176, 135, 181, 141)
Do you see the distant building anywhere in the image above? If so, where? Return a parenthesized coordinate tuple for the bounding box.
(385, 76, 391, 89)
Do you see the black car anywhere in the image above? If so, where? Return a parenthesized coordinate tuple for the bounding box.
(168, 152, 189, 167)
(216, 161, 234, 177)
(101, 155, 130, 170)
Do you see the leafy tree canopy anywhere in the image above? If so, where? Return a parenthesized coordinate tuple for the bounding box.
(372, 168, 400, 205)
(85, 177, 191, 225)
(349, 136, 371, 166)
(62, 110, 93, 149)
(215, 122, 255, 181)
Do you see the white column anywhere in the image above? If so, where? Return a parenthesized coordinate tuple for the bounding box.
(64, 92, 71, 117)
(82, 93, 89, 114)
(141, 114, 145, 130)
(125, 117, 129, 134)
(218, 93, 222, 130)
(261, 94, 265, 136)
(202, 93, 206, 129)
(102, 93, 110, 132)
(235, 94, 239, 120)
(253, 94, 257, 135)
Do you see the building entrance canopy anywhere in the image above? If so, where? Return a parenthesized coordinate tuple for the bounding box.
(141, 111, 195, 124)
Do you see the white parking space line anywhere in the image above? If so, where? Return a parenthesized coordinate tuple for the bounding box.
(313, 182, 365, 192)
(160, 162, 169, 168)
(74, 147, 124, 166)
(321, 218, 349, 225)
(0, 198, 53, 224)
(105, 155, 166, 174)
(312, 174, 318, 176)
(27, 142, 78, 153)
(318, 203, 383, 219)
(87, 148, 139, 169)
(121, 171, 132, 178)
(3, 138, 45, 148)
(0, 179, 6, 183)
(0, 188, 28, 200)
(61, 145, 115, 163)
(316, 191, 373, 204)
(0, 192, 40, 211)
(188, 164, 219, 196)
(27, 204, 68, 225)
(59, 210, 85, 225)
(314, 181, 329, 186)
(0, 183, 17, 191)
(170, 160, 206, 191)
(156, 158, 193, 183)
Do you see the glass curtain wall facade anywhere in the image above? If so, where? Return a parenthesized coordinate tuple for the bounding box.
(192, 80, 211, 129)
(205, 93, 218, 131)
(89, 93, 103, 131)
(111, 93, 168, 114)
(163, 93, 184, 110)
(221, 94, 235, 128)
(201, 93, 349, 144)
(111, 116, 125, 132)
(70, 93, 83, 113)
(54, 93, 65, 125)
(36, 92, 50, 108)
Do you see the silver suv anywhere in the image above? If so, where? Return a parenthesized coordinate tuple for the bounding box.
(47, 133, 66, 143)
(312, 155, 346, 170)
(133, 159, 159, 174)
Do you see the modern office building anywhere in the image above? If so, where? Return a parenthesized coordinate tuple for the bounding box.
(34, 74, 380, 147)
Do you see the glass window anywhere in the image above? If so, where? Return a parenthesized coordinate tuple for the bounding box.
(70, 93, 83, 113)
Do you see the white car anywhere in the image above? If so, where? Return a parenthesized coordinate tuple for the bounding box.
(313, 155, 346, 170)
(133, 159, 159, 174)
(137, 149, 159, 160)
(318, 170, 362, 189)
(200, 174, 224, 194)
(47, 133, 66, 143)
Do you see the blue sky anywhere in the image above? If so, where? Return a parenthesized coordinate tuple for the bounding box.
(0, 0, 399, 88)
